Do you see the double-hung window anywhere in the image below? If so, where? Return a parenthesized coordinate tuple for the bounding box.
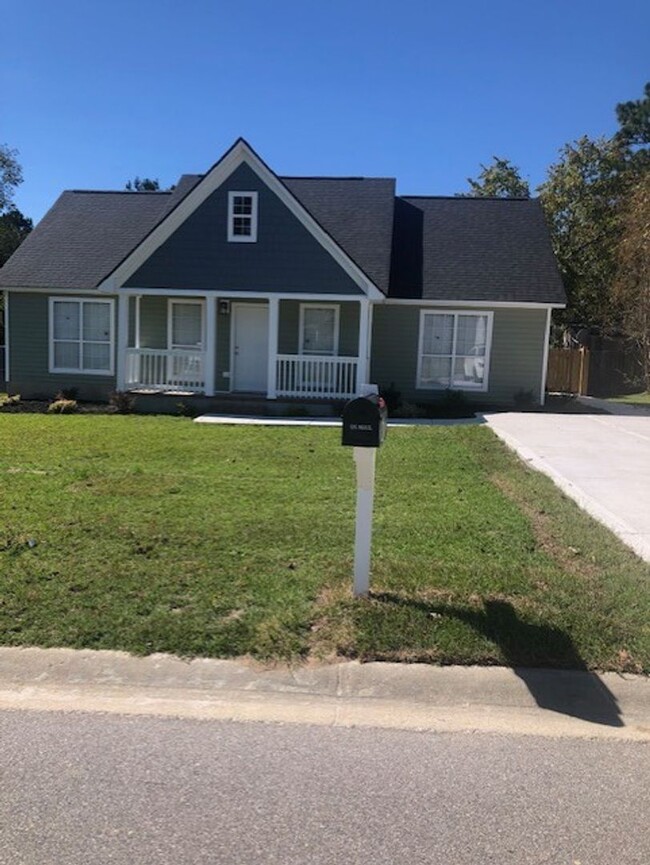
(49, 298, 114, 375)
(227, 191, 258, 242)
(417, 311, 492, 391)
(299, 304, 339, 355)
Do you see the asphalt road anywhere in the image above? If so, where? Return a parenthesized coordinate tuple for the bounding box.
(1, 710, 648, 865)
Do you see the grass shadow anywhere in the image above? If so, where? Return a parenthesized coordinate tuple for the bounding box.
(373, 594, 623, 727)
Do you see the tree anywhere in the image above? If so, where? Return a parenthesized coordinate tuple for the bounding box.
(0, 144, 23, 213)
(613, 173, 650, 389)
(463, 156, 530, 198)
(539, 84, 650, 330)
(0, 207, 33, 267)
(125, 176, 161, 191)
(0, 146, 31, 340)
(538, 135, 634, 329)
(616, 82, 650, 148)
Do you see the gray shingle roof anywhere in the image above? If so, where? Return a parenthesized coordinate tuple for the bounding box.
(394, 196, 565, 304)
(0, 165, 565, 305)
(282, 176, 395, 294)
(0, 190, 170, 290)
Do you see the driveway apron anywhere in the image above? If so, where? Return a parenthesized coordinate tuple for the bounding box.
(483, 411, 650, 563)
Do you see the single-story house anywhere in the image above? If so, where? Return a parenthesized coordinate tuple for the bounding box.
(0, 139, 565, 411)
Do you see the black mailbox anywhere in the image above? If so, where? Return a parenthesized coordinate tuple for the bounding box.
(341, 394, 387, 448)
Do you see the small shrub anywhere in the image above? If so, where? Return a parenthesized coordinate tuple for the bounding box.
(176, 401, 198, 418)
(55, 387, 78, 401)
(0, 393, 21, 407)
(47, 399, 78, 414)
(439, 389, 469, 414)
(393, 401, 427, 418)
(109, 390, 137, 414)
(513, 389, 536, 410)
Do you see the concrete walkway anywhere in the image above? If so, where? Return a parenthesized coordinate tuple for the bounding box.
(0, 647, 648, 741)
(194, 414, 481, 427)
(484, 411, 650, 562)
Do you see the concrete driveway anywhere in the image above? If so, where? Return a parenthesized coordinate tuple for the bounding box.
(484, 409, 650, 563)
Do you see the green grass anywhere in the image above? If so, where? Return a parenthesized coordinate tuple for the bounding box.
(608, 391, 650, 406)
(1, 415, 649, 671)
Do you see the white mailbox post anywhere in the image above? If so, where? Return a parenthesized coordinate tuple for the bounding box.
(341, 384, 387, 598)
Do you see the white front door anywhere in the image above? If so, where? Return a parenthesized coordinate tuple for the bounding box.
(232, 304, 269, 392)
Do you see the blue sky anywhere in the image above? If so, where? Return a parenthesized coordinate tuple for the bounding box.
(5, 0, 649, 222)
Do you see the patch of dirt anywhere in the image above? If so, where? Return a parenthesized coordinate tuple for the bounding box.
(0, 400, 116, 414)
(308, 583, 357, 662)
(491, 473, 601, 581)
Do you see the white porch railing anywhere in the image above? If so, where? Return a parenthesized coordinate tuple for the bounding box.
(276, 354, 358, 399)
(125, 348, 205, 393)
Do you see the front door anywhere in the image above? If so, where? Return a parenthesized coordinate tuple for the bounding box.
(232, 304, 269, 392)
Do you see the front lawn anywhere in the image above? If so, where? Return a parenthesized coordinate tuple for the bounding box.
(607, 391, 650, 407)
(1, 415, 649, 671)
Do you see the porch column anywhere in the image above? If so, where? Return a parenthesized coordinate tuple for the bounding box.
(356, 298, 371, 391)
(116, 293, 129, 390)
(267, 297, 279, 399)
(135, 295, 142, 348)
(204, 295, 217, 396)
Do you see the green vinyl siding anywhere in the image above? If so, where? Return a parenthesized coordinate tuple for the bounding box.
(370, 304, 548, 405)
(7, 292, 117, 401)
(138, 296, 168, 349)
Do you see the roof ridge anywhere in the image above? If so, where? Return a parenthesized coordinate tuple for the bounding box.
(400, 194, 535, 202)
(66, 189, 173, 196)
(282, 175, 395, 182)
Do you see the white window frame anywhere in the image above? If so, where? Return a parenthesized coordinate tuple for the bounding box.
(49, 297, 115, 376)
(227, 191, 258, 243)
(416, 309, 493, 392)
(167, 298, 205, 350)
(299, 303, 340, 356)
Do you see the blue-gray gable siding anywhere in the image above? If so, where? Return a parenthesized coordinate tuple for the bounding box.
(124, 164, 364, 295)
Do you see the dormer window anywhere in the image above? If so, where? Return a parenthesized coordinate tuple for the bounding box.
(228, 191, 258, 242)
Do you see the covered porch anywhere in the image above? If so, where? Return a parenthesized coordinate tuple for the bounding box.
(116, 293, 371, 400)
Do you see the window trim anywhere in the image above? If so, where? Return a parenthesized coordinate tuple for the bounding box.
(49, 297, 115, 376)
(227, 190, 258, 243)
(299, 303, 340, 356)
(416, 309, 493, 392)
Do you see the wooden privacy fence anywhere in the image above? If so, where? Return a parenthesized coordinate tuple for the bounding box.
(547, 347, 590, 395)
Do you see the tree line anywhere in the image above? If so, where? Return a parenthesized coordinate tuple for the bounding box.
(1, 82, 649, 384)
(463, 83, 649, 388)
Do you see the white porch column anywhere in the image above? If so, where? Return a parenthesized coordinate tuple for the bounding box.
(267, 296, 279, 399)
(116, 293, 129, 390)
(135, 295, 142, 349)
(204, 295, 217, 396)
(356, 298, 371, 392)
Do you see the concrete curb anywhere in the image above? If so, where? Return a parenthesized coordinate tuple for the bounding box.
(0, 647, 647, 741)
